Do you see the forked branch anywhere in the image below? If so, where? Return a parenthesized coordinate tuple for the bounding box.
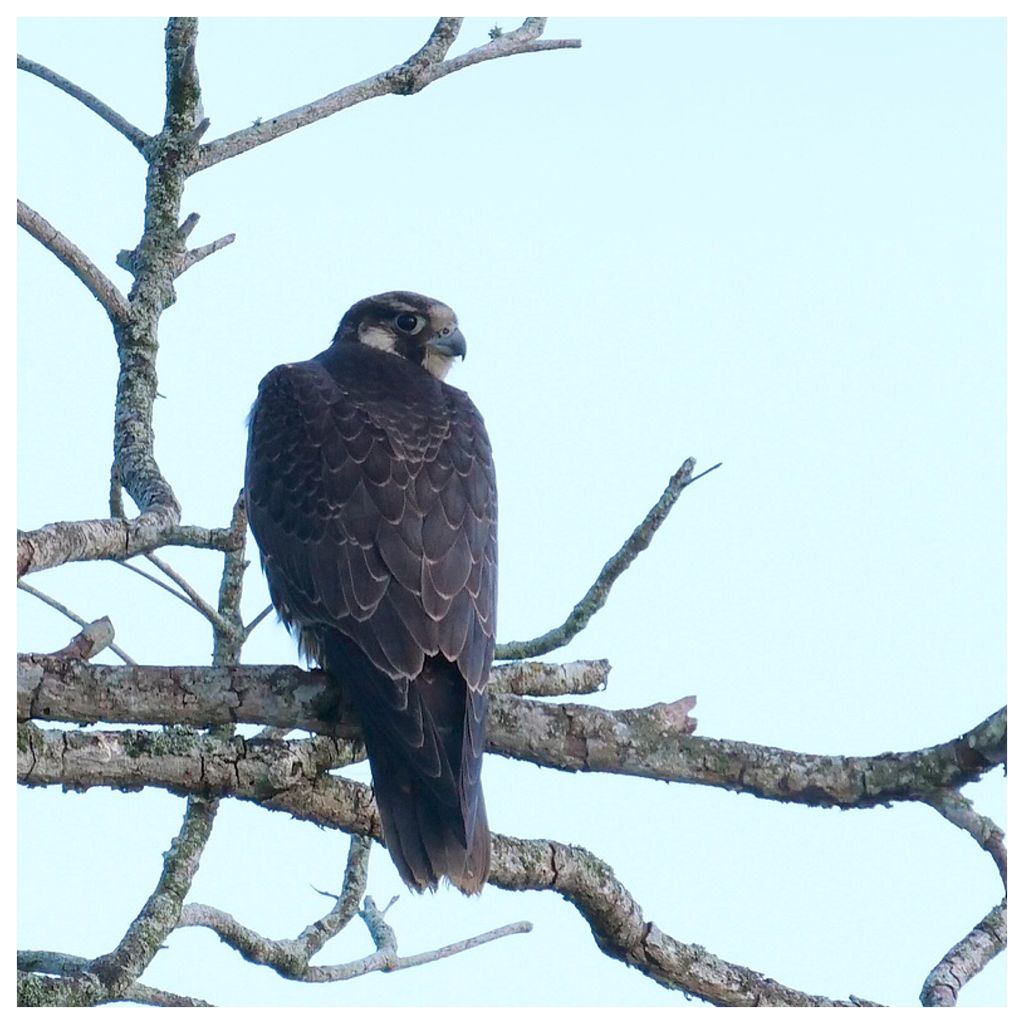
(195, 18, 581, 171)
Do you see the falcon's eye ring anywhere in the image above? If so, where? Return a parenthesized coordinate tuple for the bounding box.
(394, 313, 424, 334)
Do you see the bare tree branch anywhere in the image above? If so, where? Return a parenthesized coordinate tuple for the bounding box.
(408, 17, 581, 90)
(17, 581, 136, 665)
(143, 551, 229, 631)
(178, 835, 530, 984)
(919, 900, 1007, 1006)
(48, 616, 115, 661)
(496, 459, 720, 659)
(243, 603, 276, 638)
(15, 657, 610, 734)
(922, 788, 1007, 888)
(114, 557, 213, 614)
(490, 834, 880, 1006)
(18, 512, 178, 578)
(15, 723, 879, 1007)
(16, 200, 131, 325)
(16, 512, 249, 578)
(18, 795, 219, 1006)
(16, 677, 1005, 815)
(89, 796, 219, 1000)
(17, 54, 151, 153)
(195, 17, 581, 171)
(334, 898, 531, 982)
(18, 952, 213, 1007)
(177, 231, 236, 274)
(211, 491, 249, 666)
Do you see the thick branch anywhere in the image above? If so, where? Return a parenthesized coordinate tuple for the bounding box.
(17, 200, 131, 325)
(15, 723, 876, 1007)
(17, 54, 151, 153)
(490, 835, 879, 1006)
(15, 656, 609, 734)
(17, 656, 1004, 809)
(196, 18, 580, 171)
(497, 459, 719, 659)
(17, 508, 244, 579)
(18, 512, 180, 578)
(18, 952, 212, 1007)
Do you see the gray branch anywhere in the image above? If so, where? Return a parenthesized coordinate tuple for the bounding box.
(16, 667, 1005, 812)
(17, 582, 136, 665)
(177, 834, 371, 977)
(179, 844, 531, 985)
(47, 616, 115, 661)
(18, 796, 219, 1006)
(195, 17, 580, 171)
(496, 459, 720, 659)
(16, 200, 131, 325)
(922, 788, 1007, 888)
(89, 796, 219, 1000)
(919, 900, 1007, 1006)
(15, 722, 878, 1007)
(17, 54, 151, 153)
(17, 955, 212, 1008)
(15, 656, 610, 735)
(16, 512, 237, 578)
(177, 231, 236, 274)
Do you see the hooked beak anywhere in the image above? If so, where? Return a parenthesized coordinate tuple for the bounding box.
(428, 326, 467, 360)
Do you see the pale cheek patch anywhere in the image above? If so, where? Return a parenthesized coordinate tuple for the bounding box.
(359, 324, 399, 355)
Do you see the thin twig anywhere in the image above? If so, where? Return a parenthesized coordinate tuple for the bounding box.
(357, 897, 531, 973)
(243, 603, 276, 638)
(922, 788, 1007, 888)
(114, 558, 201, 608)
(179, 834, 373, 975)
(17, 200, 131, 325)
(410, 17, 581, 91)
(496, 459, 719, 659)
(17, 580, 136, 665)
(143, 551, 225, 628)
(295, 835, 372, 957)
(177, 232, 236, 275)
(17, 54, 151, 153)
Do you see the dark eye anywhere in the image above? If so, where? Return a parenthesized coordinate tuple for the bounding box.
(394, 313, 424, 334)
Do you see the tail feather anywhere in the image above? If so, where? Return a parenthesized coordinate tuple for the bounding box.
(372, 742, 490, 894)
(322, 629, 491, 893)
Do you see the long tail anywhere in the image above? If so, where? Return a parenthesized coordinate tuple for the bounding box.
(322, 629, 490, 894)
(367, 735, 490, 894)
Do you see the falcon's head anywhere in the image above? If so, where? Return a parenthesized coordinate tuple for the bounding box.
(333, 291, 467, 381)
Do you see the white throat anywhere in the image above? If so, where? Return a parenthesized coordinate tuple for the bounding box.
(424, 350, 455, 380)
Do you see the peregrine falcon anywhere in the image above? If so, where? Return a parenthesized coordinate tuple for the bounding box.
(244, 292, 496, 893)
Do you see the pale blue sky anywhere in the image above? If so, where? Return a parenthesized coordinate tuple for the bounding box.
(17, 17, 1006, 1007)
